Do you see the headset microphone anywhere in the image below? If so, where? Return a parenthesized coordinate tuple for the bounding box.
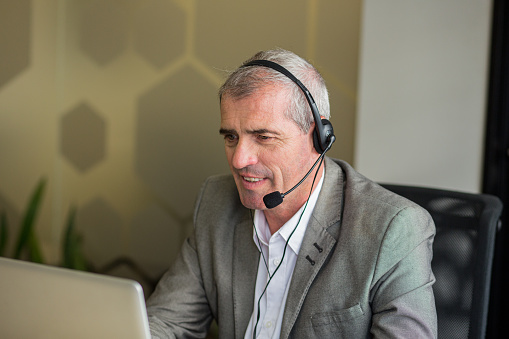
(242, 59, 336, 209)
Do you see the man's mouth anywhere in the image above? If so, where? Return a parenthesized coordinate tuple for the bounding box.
(243, 176, 263, 182)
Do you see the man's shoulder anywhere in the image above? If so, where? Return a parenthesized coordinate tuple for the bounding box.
(327, 159, 435, 262)
(193, 174, 243, 220)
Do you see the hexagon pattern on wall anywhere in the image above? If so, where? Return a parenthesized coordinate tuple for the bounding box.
(136, 65, 229, 218)
(133, 0, 186, 69)
(60, 102, 107, 172)
(195, 0, 307, 72)
(0, 0, 361, 280)
(0, 0, 31, 89)
(76, 197, 123, 268)
(78, 0, 130, 66)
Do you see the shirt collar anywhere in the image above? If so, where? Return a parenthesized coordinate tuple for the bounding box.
(252, 166, 325, 255)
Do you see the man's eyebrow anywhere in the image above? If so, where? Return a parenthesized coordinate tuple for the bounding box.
(219, 128, 235, 135)
(249, 129, 280, 135)
(219, 128, 281, 135)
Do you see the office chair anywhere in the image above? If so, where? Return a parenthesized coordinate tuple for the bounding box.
(380, 184, 503, 339)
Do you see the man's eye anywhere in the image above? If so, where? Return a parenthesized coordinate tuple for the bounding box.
(224, 134, 237, 142)
(258, 135, 270, 141)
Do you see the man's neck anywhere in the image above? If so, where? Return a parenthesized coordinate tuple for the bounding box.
(264, 210, 295, 235)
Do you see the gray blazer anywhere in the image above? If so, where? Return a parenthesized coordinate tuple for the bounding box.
(147, 158, 437, 338)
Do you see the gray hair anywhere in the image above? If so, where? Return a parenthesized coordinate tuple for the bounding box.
(218, 49, 330, 133)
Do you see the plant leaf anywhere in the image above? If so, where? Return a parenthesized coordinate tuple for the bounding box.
(13, 178, 46, 261)
(28, 231, 44, 263)
(62, 207, 87, 270)
(62, 207, 76, 268)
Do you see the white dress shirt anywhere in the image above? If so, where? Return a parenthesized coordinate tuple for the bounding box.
(244, 172, 325, 339)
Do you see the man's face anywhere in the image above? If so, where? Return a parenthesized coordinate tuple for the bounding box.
(220, 85, 318, 212)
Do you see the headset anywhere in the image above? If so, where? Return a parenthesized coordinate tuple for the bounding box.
(241, 59, 335, 154)
(242, 60, 336, 209)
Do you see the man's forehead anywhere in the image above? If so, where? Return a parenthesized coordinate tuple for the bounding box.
(219, 85, 302, 133)
(219, 108, 286, 130)
(221, 84, 291, 107)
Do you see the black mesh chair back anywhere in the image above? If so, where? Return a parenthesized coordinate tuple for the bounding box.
(381, 184, 502, 339)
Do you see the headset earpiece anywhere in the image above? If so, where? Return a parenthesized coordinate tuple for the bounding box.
(313, 118, 334, 153)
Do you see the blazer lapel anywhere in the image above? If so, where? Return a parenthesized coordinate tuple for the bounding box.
(232, 216, 259, 338)
(280, 157, 345, 339)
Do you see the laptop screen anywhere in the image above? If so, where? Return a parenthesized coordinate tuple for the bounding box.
(0, 257, 151, 339)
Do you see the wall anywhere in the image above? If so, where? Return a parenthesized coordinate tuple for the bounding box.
(0, 0, 361, 292)
(356, 0, 493, 193)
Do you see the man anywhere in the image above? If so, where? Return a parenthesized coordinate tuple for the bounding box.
(146, 49, 437, 338)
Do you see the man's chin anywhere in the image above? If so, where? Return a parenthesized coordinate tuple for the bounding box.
(239, 194, 266, 211)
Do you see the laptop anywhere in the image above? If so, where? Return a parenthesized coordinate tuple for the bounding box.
(0, 257, 151, 339)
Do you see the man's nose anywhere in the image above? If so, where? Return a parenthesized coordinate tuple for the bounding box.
(231, 138, 258, 169)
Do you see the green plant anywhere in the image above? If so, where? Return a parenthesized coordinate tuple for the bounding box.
(1, 178, 161, 293)
(61, 206, 88, 270)
(13, 178, 46, 263)
(0, 178, 87, 270)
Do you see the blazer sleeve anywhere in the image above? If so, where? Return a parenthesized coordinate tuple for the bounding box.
(145, 180, 214, 339)
(145, 233, 213, 339)
(369, 205, 437, 338)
